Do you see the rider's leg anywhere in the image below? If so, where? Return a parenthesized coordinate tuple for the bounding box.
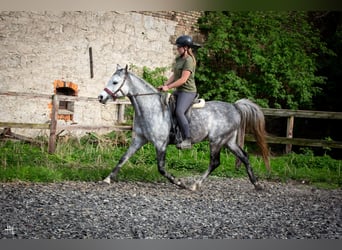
(174, 91, 196, 148)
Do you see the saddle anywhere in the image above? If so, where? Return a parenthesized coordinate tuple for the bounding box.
(161, 93, 205, 144)
(160, 93, 205, 111)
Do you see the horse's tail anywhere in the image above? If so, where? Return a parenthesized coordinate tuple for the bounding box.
(234, 99, 271, 172)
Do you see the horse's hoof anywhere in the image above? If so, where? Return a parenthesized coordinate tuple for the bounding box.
(190, 182, 200, 191)
(254, 183, 263, 191)
(103, 177, 111, 185)
(174, 179, 188, 189)
(178, 183, 188, 189)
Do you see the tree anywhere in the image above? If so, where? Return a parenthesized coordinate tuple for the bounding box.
(195, 11, 332, 109)
(309, 11, 342, 112)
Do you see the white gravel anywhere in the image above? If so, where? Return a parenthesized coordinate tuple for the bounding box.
(0, 178, 341, 239)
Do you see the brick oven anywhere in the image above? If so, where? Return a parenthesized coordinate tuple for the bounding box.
(51, 80, 78, 122)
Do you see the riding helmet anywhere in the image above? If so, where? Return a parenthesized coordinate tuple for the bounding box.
(175, 35, 193, 47)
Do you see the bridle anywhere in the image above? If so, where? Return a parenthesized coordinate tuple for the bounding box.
(103, 69, 129, 101)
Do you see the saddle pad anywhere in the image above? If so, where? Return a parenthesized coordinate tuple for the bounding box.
(192, 98, 205, 108)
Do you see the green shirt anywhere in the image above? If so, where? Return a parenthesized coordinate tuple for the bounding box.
(173, 55, 197, 93)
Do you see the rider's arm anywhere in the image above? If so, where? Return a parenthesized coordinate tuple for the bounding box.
(166, 70, 191, 90)
(164, 74, 175, 86)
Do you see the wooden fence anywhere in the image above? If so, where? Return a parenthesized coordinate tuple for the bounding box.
(0, 92, 131, 153)
(259, 108, 342, 152)
(1, 91, 342, 153)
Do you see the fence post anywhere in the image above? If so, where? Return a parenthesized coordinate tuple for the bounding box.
(117, 103, 125, 123)
(285, 115, 294, 153)
(48, 94, 59, 154)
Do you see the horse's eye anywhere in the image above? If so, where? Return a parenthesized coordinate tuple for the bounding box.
(112, 81, 118, 85)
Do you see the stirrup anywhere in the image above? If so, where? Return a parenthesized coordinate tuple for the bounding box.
(176, 139, 192, 149)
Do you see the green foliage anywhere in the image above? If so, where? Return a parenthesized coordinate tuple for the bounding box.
(0, 135, 341, 188)
(270, 152, 341, 188)
(142, 66, 168, 87)
(196, 11, 332, 109)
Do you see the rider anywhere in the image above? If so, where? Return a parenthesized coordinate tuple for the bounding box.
(158, 35, 197, 149)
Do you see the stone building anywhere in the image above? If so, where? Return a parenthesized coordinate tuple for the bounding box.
(0, 11, 203, 137)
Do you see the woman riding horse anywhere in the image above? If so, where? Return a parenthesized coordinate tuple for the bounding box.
(158, 35, 197, 150)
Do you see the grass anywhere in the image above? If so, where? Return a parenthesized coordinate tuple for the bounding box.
(0, 132, 341, 189)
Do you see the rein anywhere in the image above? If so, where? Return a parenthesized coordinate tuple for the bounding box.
(128, 92, 161, 97)
(104, 70, 161, 100)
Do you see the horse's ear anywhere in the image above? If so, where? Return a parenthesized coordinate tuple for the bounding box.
(116, 64, 121, 70)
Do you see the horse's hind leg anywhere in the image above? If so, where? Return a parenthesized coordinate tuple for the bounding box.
(103, 136, 147, 184)
(228, 142, 262, 190)
(190, 144, 221, 191)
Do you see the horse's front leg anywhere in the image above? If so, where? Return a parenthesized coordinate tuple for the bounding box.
(103, 136, 147, 184)
(156, 147, 188, 189)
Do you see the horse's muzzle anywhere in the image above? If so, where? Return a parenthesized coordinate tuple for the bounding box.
(98, 94, 106, 104)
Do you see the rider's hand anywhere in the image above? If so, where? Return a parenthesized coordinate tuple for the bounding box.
(158, 85, 170, 92)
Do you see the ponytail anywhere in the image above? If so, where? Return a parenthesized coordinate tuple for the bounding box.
(187, 47, 196, 65)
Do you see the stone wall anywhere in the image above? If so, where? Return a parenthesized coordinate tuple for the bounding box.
(136, 11, 204, 42)
(0, 11, 202, 137)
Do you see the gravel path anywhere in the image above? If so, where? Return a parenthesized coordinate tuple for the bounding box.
(0, 178, 341, 239)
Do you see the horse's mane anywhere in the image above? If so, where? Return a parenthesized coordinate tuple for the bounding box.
(128, 71, 159, 93)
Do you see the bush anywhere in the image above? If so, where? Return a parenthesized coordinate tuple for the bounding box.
(196, 11, 333, 109)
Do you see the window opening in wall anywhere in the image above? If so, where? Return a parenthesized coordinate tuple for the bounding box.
(51, 80, 78, 122)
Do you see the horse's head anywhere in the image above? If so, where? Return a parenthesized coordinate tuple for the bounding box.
(98, 64, 128, 104)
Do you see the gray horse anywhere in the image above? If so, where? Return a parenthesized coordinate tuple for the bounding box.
(98, 65, 270, 191)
